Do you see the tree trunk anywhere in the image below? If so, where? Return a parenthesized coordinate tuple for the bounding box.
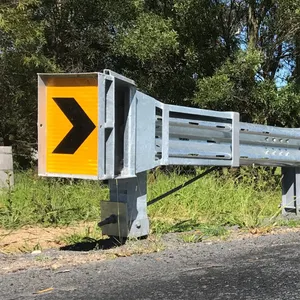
(295, 32, 300, 87)
(248, 0, 259, 49)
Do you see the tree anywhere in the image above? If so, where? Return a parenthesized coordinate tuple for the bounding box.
(36, 0, 137, 72)
(193, 0, 300, 128)
(114, 0, 240, 105)
(0, 0, 136, 167)
(2, 0, 300, 168)
(0, 0, 57, 167)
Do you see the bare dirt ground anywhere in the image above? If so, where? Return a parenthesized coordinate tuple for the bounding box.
(0, 222, 98, 253)
(0, 222, 164, 274)
(1, 223, 300, 274)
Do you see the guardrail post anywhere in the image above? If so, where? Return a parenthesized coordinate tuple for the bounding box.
(100, 171, 149, 238)
(282, 167, 300, 215)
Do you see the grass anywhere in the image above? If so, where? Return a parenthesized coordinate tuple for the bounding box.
(60, 225, 102, 245)
(181, 233, 204, 243)
(148, 167, 281, 232)
(0, 167, 285, 238)
(0, 170, 108, 229)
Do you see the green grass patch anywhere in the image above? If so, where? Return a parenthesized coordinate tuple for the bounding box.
(0, 170, 108, 228)
(148, 168, 281, 231)
(273, 218, 300, 228)
(151, 218, 228, 241)
(0, 168, 282, 235)
(150, 218, 227, 235)
(181, 233, 204, 243)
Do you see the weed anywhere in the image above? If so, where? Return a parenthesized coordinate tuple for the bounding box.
(60, 225, 102, 245)
(148, 168, 281, 230)
(273, 218, 300, 228)
(181, 233, 203, 243)
(18, 241, 42, 253)
(121, 235, 165, 255)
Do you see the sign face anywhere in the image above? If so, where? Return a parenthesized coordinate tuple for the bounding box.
(51, 97, 96, 154)
(40, 76, 98, 178)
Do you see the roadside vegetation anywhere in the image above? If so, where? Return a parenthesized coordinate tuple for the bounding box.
(0, 170, 108, 229)
(148, 167, 281, 231)
(0, 167, 284, 236)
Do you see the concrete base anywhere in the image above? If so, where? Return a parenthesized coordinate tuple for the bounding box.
(0, 146, 14, 189)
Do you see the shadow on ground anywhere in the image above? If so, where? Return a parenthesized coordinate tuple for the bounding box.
(60, 237, 126, 252)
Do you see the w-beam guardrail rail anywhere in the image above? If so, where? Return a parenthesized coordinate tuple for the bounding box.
(38, 70, 300, 238)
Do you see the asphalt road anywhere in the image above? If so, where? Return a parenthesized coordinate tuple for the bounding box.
(2, 231, 300, 299)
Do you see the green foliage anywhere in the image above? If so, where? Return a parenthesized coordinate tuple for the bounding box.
(148, 168, 281, 229)
(151, 218, 227, 237)
(39, 0, 137, 72)
(216, 166, 281, 206)
(115, 0, 235, 106)
(181, 233, 203, 243)
(193, 49, 265, 122)
(193, 46, 300, 126)
(194, 73, 234, 109)
(1, 0, 51, 68)
(272, 82, 300, 127)
(0, 0, 58, 167)
(116, 13, 179, 62)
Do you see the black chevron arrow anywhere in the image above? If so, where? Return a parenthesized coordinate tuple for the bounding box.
(52, 97, 96, 154)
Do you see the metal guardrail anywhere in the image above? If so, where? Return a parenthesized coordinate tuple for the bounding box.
(96, 71, 300, 236)
(239, 123, 300, 166)
(38, 69, 300, 238)
(155, 115, 300, 168)
(156, 108, 300, 168)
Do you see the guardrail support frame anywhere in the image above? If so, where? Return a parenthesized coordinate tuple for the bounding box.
(282, 167, 300, 215)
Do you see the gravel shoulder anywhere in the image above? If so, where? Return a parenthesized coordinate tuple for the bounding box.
(2, 227, 300, 299)
(1, 225, 300, 274)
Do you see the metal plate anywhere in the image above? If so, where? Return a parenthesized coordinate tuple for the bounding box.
(100, 201, 128, 237)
